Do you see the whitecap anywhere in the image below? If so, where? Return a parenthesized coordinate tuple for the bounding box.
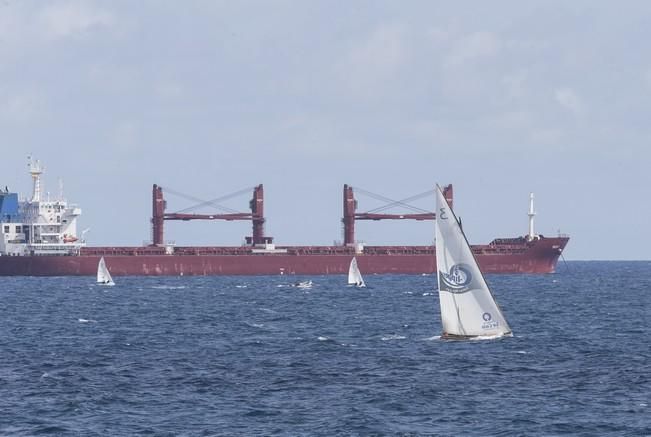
(422, 292, 435, 296)
(235, 285, 248, 288)
(317, 336, 329, 341)
(381, 334, 406, 341)
(151, 285, 187, 290)
(245, 322, 265, 328)
(516, 350, 528, 354)
(78, 318, 96, 323)
(423, 335, 441, 341)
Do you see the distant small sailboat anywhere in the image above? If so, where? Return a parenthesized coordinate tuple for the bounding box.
(347, 257, 366, 287)
(435, 185, 511, 340)
(97, 257, 115, 286)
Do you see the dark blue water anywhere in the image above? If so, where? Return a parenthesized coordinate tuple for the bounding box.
(1, 261, 649, 436)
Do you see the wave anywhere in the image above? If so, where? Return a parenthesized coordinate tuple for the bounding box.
(244, 321, 265, 329)
(381, 334, 406, 341)
(151, 285, 187, 290)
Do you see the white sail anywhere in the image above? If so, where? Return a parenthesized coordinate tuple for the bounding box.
(97, 257, 115, 286)
(435, 185, 511, 339)
(347, 257, 366, 287)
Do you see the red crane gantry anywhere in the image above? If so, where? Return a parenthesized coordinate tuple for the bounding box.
(342, 184, 453, 246)
(150, 184, 271, 246)
(150, 183, 451, 248)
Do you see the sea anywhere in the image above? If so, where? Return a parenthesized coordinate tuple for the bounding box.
(0, 261, 649, 436)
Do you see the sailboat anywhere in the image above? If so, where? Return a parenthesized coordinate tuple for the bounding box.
(97, 257, 115, 286)
(435, 185, 511, 340)
(347, 257, 366, 287)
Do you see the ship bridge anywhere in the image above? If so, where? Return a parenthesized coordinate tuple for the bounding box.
(0, 158, 84, 256)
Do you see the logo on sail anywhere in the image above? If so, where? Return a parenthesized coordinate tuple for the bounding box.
(438, 264, 474, 293)
(481, 312, 499, 330)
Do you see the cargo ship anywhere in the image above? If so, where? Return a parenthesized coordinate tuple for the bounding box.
(0, 159, 569, 276)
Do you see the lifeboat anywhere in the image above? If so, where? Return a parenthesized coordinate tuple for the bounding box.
(63, 235, 78, 243)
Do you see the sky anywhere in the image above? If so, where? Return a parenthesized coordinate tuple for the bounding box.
(1, 0, 650, 260)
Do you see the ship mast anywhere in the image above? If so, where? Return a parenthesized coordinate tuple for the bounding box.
(28, 156, 44, 202)
(527, 192, 536, 241)
(58, 178, 65, 202)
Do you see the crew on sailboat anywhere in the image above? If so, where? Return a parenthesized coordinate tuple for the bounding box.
(97, 256, 115, 286)
(348, 257, 366, 287)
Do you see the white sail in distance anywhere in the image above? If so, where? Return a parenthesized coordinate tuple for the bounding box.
(347, 257, 366, 287)
(97, 257, 115, 286)
(435, 185, 511, 339)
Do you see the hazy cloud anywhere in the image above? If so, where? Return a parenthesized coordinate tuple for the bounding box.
(37, 1, 114, 40)
(502, 70, 529, 100)
(0, 92, 43, 123)
(2, 1, 651, 259)
(112, 121, 141, 151)
(444, 31, 502, 68)
(337, 24, 409, 98)
(644, 68, 651, 91)
(554, 87, 584, 115)
(153, 80, 185, 101)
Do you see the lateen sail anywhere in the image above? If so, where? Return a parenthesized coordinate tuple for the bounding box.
(347, 257, 366, 287)
(97, 257, 115, 286)
(435, 185, 511, 339)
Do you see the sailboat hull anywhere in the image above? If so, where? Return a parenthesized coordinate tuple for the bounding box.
(441, 332, 513, 341)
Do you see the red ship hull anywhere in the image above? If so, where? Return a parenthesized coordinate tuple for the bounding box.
(0, 236, 568, 276)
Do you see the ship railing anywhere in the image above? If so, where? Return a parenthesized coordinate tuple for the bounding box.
(144, 240, 176, 246)
(489, 237, 527, 245)
(363, 245, 435, 255)
(26, 243, 83, 255)
(173, 246, 254, 256)
(27, 242, 84, 248)
(473, 247, 528, 255)
(284, 246, 357, 256)
(80, 246, 168, 256)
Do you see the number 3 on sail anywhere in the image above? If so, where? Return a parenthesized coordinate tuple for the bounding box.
(435, 185, 512, 340)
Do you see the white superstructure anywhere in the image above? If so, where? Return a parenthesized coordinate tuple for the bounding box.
(0, 158, 85, 256)
(527, 192, 539, 241)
